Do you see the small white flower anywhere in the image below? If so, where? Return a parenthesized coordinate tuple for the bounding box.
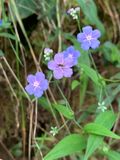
(44, 48, 53, 61)
(45, 57, 50, 61)
(44, 48, 53, 54)
(67, 7, 80, 20)
(98, 101, 107, 112)
(50, 126, 58, 136)
(75, 7, 80, 12)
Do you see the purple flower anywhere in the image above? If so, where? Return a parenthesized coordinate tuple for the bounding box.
(63, 46, 80, 65)
(25, 72, 48, 98)
(77, 26, 101, 50)
(48, 53, 73, 79)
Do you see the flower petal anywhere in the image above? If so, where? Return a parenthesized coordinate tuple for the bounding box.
(81, 41, 90, 50)
(34, 88, 43, 98)
(54, 53, 64, 64)
(53, 68, 63, 79)
(25, 84, 34, 95)
(77, 33, 86, 43)
(66, 46, 80, 58)
(41, 79, 48, 91)
(75, 50, 81, 57)
(63, 68, 73, 77)
(92, 29, 101, 38)
(83, 26, 92, 34)
(35, 72, 45, 82)
(63, 50, 69, 58)
(66, 46, 74, 52)
(64, 58, 74, 67)
(27, 75, 35, 83)
(91, 39, 100, 49)
(48, 60, 57, 70)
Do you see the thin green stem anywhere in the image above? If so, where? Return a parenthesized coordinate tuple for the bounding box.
(77, 17, 81, 32)
(2, 57, 31, 101)
(56, 81, 71, 109)
(56, 0, 62, 52)
(104, 78, 120, 83)
(89, 52, 114, 112)
(99, 87, 103, 102)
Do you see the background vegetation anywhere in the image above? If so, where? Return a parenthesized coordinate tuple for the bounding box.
(0, 0, 120, 160)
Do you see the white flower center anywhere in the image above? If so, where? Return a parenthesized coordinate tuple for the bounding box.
(68, 54, 73, 58)
(33, 81, 40, 88)
(86, 35, 92, 41)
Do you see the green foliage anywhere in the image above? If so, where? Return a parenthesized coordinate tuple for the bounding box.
(77, 0, 105, 34)
(103, 150, 120, 160)
(71, 80, 80, 90)
(53, 104, 74, 119)
(84, 111, 116, 160)
(102, 41, 120, 64)
(44, 134, 86, 160)
(0, 32, 17, 40)
(84, 123, 120, 139)
(80, 63, 105, 86)
(0, 50, 4, 57)
(1, 0, 120, 159)
(38, 97, 51, 111)
(11, 142, 23, 157)
(15, 0, 36, 19)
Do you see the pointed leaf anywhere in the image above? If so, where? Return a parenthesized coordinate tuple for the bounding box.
(44, 134, 86, 160)
(53, 104, 74, 120)
(103, 150, 120, 160)
(84, 123, 120, 139)
(84, 111, 116, 160)
(80, 63, 105, 86)
(77, 0, 105, 34)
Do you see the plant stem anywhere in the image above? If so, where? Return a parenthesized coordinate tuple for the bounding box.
(56, 0, 62, 52)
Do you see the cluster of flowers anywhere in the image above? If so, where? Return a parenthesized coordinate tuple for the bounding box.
(48, 46, 80, 79)
(25, 46, 80, 97)
(67, 7, 80, 20)
(25, 22, 101, 98)
(43, 48, 53, 61)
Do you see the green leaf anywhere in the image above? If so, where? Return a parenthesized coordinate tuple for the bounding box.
(53, 104, 74, 120)
(15, 0, 36, 19)
(80, 63, 105, 86)
(38, 97, 51, 112)
(77, 0, 105, 34)
(102, 41, 120, 64)
(104, 85, 120, 106)
(84, 123, 120, 139)
(44, 134, 86, 160)
(0, 22, 11, 29)
(0, 33, 17, 40)
(103, 150, 120, 160)
(84, 111, 116, 160)
(0, 50, 4, 57)
(71, 80, 80, 90)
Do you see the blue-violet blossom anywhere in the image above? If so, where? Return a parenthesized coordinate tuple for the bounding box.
(63, 46, 80, 65)
(77, 26, 101, 50)
(48, 53, 73, 79)
(25, 72, 48, 98)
